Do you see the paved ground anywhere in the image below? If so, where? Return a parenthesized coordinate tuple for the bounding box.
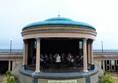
(0, 74, 4, 83)
(110, 72, 118, 83)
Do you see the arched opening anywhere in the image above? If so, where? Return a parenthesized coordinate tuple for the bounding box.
(0, 61, 8, 74)
(39, 38, 83, 72)
(27, 38, 85, 72)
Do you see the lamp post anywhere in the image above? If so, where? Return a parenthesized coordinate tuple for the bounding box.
(101, 41, 103, 53)
(9, 39, 12, 71)
(10, 39, 12, 54)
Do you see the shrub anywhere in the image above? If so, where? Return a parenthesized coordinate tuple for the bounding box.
(1, 71, 16, 83)
(101, 72, 114, 83)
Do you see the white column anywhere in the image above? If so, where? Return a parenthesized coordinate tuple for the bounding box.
(23, 42, 25, 66)
(23, 40, 28, 66)
(35, 38, 40, 72)
(8, 61, 11, 71)
(83, 38, 88, 72)
(12, 61, 15, 71)
(99, 60, 101, 69)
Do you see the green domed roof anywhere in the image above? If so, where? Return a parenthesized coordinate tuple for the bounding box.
(23, 17, 95, 30)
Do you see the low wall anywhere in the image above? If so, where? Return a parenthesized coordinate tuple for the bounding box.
(19, 73, 32, 83)
(19, 66, 99, 83)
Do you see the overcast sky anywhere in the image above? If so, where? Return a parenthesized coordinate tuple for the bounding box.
(0, 0, 118, 49)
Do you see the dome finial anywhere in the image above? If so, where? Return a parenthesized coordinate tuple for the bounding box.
(58, 14, 60, 17)
(58, 10, 60, 17)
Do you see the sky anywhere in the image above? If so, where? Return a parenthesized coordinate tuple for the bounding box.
(0, 0, 118, 49)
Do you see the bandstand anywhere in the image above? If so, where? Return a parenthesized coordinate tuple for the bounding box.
(19, 17, 98, 83)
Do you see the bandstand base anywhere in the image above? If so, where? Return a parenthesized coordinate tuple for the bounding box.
(19, 66, 99, 83)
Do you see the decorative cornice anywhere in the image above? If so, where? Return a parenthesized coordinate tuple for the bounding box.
(22, 26, 97, 39)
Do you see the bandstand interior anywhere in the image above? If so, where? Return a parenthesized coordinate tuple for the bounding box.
(26, 38, 92, 72)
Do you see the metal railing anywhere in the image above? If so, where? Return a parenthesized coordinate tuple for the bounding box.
(0, 49, 23, 54)
(93, 49, 118, 54)
(0, 49, 118, 54)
